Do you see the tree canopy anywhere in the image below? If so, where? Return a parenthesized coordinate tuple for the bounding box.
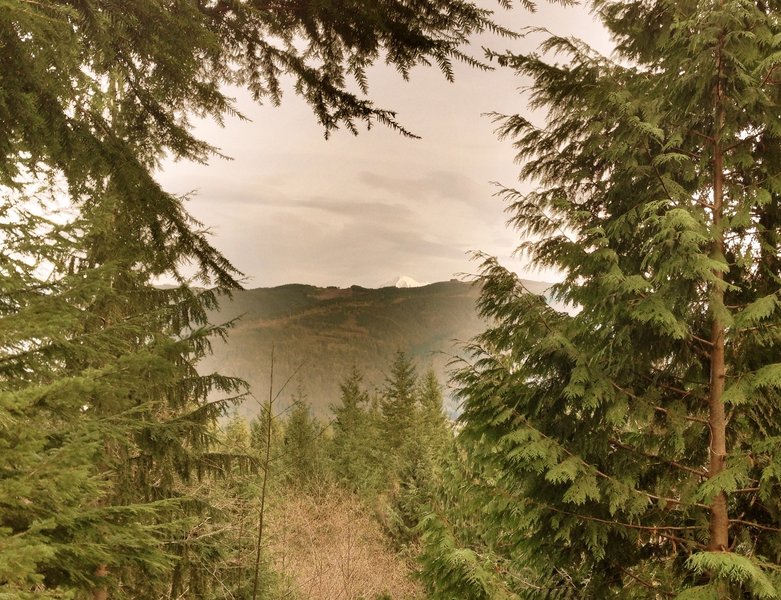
(1, 0, 514, 597)
(420, 1, 781, 597)
(2, 0, 514, 188)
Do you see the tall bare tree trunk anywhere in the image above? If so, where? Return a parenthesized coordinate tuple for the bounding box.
(253, 346, 275, 600)
(707, 28, 729, 553)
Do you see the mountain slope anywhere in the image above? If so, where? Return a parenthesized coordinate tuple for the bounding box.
(201, 279, 550, 417)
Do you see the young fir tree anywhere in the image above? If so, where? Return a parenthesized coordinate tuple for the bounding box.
(422, 1, 781, 597)
(330, 365, 387, 496)
(389, 369, 452, 547)
(282, 391, 327, 489)
(332, 366, 371, 444)
(381, 351, 420, 451)
(417, 369, 451, 452)
(250, 404, 284, 461)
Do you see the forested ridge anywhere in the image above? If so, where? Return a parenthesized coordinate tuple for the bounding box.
(198, 279, 544, 418)
(3, 0, 781, 599)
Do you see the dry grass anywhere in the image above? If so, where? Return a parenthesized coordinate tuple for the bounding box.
(268, 486, 421, 600)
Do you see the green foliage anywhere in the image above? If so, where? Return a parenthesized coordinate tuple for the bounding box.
(388, 368, 452, 546)
(330, 366, 388, 496)
(418, 443, 546, 600)
(282, 389, 328, 488)
(2, 0, 518, 595)
(417, 0, 781, 597)
(336, 353, 453, 556)
(418, 370, 451, 449)
(250, 403, 284, 460)
(419, 512, 512, 600)
(1, 0, 515, 191)
(381, 351, 420, 449)
(684, 552, 778, 599)
(0, 196, 239, 598)
(326, 357, 454, 566)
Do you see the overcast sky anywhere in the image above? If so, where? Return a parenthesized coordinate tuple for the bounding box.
(157, 1, 611, 289)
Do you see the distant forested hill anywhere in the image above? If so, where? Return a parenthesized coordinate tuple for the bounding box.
(200, 279, 550, 417)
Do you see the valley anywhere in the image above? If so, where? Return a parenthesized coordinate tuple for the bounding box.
(201, 278, 548, 416)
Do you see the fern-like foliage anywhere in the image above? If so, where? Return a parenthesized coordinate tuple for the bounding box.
(420, 1, 781, 597)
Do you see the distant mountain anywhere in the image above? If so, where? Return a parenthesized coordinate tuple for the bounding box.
(381, 275, 427, 288)
(200, 279, 550, 418)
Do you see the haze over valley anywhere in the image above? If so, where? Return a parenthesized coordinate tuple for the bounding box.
(203, 277, 551, 417)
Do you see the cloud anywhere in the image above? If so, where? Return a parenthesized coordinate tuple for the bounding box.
(358, 170, 481, 204)
(153, 0, 612, 289)
(295, 197, 415, 221)
(176, 164, 520, 288)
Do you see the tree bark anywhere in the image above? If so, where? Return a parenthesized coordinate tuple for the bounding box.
(92, 564, 108, 600)
(707, 303, 729, 552)
(707, 29, 729, 553)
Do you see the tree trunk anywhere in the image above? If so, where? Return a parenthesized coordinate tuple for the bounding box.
(707, 31, 729, 552)
(92, 564, 108, 600)
(707, 307, 729, 552)
(253, 346, 275, 600)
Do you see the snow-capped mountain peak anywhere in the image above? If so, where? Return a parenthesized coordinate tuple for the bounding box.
(381, 275, 427, 288)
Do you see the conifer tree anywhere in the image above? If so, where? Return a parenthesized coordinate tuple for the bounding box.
(283, 392, 326, 488)
(330, 366, 386, 495)
(251, 404, 284, 460)
(381, 351, 419, 450)
(419, 442, 521, 600)
(432, 1, 781, 597)
(417, 369, 451, 452)
(333, 366, 371, 444)
(0, 201, 109, 599)
(389, 369, 452, 547)
(0, 190, 245, 598)
(2, 1, 518, 596)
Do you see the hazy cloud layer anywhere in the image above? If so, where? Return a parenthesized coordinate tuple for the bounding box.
(158, 3, 609, 288)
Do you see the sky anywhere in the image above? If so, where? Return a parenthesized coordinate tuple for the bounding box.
(157, 1, 612, 289)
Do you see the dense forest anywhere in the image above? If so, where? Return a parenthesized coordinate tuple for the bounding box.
(3, 0, 781, 599)
(196, 280, 536, 417)
(201, 281, 487, 418)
